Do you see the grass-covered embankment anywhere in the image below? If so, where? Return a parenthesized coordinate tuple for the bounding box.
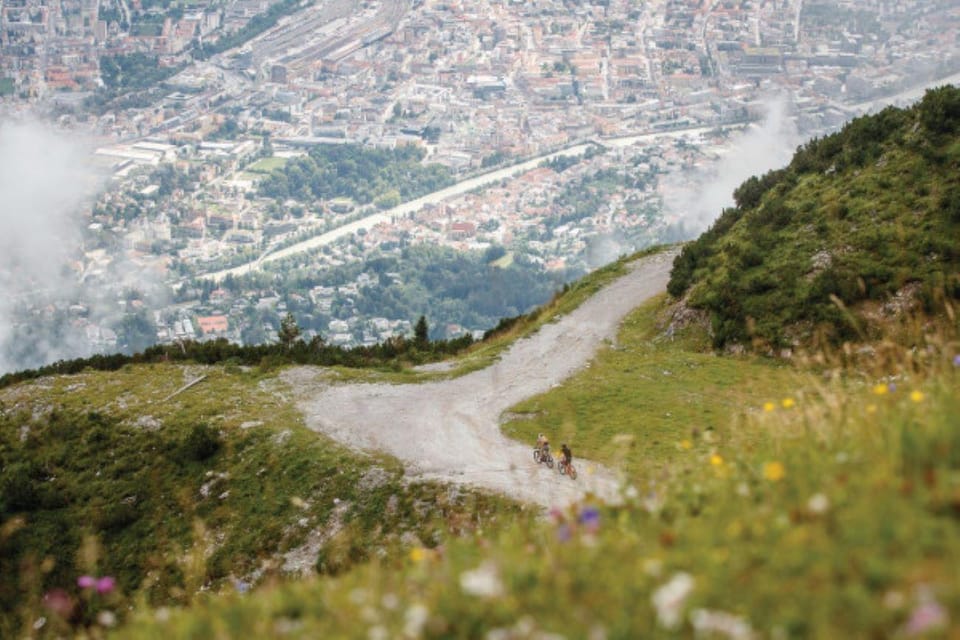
(115, 297, 960, 638)
(0, 364, 521, 637)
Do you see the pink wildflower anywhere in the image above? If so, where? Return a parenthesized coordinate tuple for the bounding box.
(95, 576, 116, 594)
(77, 575, 96, 589)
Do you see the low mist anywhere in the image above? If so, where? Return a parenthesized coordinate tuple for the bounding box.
(0, 118, 97, 373)
(662, 97, 801, 237)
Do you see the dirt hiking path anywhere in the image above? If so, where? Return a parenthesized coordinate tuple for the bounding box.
(284, 249, 678, 508)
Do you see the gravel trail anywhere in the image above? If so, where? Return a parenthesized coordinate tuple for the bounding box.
(286, 249, 678, 508)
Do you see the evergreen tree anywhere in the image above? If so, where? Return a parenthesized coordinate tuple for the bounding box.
(414, 315, 429, 347)
(278, 313, 301, 349)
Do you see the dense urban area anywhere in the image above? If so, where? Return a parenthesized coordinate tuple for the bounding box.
(2, 0, 959, 370)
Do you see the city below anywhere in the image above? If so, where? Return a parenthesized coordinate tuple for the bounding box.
(1, 0, 959, 371)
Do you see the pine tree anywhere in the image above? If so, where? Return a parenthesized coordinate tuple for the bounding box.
(278, 313, 301, 349)
(414, 315, 429, 348)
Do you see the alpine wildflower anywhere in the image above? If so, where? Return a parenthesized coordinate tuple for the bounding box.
(873, 384, 888, 396)
(782, 397, 796, 409)
(77, 575, 96, 590)
(459, 562, 504, 598)
(910, 390, 924, 403)
(763, 401, 776, 412)
(763, 461, 786, 482)
(578, 506, 601, 534)
(95, 576, 116, 594)
(710, 453, 724, 467)
(652, 572, 695, 630)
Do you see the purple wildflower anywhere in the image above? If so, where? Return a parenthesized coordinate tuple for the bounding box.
(953, 354, 960, 368)
(77, 575, 96, 589)
(95, 576, 116, 594)
(556, 523, 572, 542)
(888, 382, 897, 393)
(233, 579, 250, 594)
(578, 506, 601, 533)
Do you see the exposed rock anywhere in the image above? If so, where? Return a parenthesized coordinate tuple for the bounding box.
(132, 415, 162, 431)
(281, 501, 350, 576)
(357, 466, 392, 491)
(662, 298, 710, 340)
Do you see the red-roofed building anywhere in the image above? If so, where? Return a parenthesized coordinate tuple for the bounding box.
(197, 315, 229, 334)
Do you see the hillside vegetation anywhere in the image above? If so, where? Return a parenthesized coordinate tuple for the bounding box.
(0, 365, 520, 637)
(116, 298, 959, 639)
(669, 85, 960, 350)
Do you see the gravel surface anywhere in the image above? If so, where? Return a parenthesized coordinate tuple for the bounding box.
(285, 249, 678, 508)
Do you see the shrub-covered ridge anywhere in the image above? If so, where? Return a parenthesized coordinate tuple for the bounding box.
(669, 85, 960, 350)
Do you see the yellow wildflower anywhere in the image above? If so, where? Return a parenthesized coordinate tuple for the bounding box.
(763, 401, 776, 412)
(782, 398, 796, 409)
(763, 461, 785, 482)
(710, 453, 724, 467)
(910, 390, 924, 403)
(866, 404, 878, 414)
(410, 547, 426, 563)
(680, 439, 693, 450)
(873, 384, 888, 396)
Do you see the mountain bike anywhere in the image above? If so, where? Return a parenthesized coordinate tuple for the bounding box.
(533, 445, 554, 468)
(558, 458, 578, 480)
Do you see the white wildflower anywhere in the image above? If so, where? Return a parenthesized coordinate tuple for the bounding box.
(459, 561, 504, 598)
(404, 603, 429, 638)
(807, 493, 829, 515)
(97, 610, 117, 627)
(652, 572, 694, 629)
(690, 608, 754, 639)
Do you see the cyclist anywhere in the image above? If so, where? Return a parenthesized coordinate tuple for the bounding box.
(536, 433, 550, 457)
(561, 443, 572, 471)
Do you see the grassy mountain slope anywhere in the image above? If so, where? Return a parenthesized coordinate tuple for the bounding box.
(116, 296, 959, 639)
(0, 365, 520, 636)
(669, 86, 960, 350)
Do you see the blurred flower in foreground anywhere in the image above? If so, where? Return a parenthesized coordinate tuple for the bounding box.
(409, 547, 426, 563)
(95, 576, 116, 594)
(578, 506, 600, 534)
(690, 608, 753, 640)
(459, 562, 504, 598)
(652, 572, 694, 629)
(763, 402, 776, 412)
(763, 461, 785, 482)
(710, 454, 724, 467)
(42, 589, 75, 618)
(807, 493, 829, 515)
(97, 610, 116, 627)
(873, 384, 888, 395)
(903, 587, 948, 636)
(910, 390, 924, 403)
(404, 603, 429, 638)
(953, 354, 960, 367)
(781, 398, 796, 409)
(77, 574, 115, 594)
